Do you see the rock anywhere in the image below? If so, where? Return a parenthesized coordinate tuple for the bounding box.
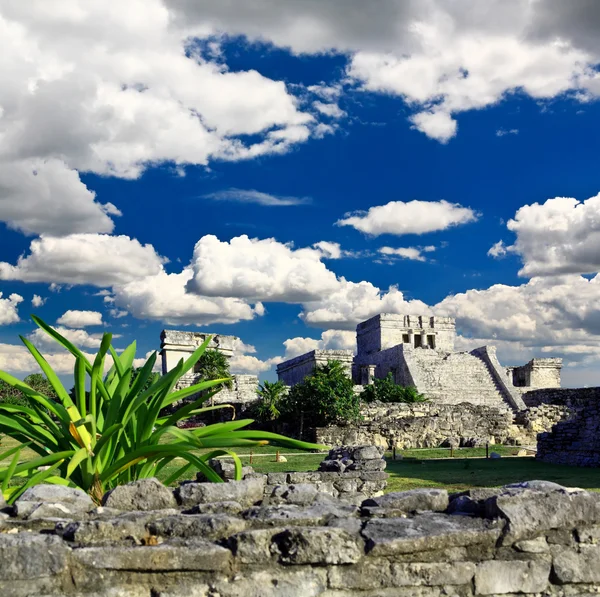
(503, 480, 565, 492)
(229, 528, 285, 563)
(27, 502, 78, 520)
(183, 500, 244, 516)
(273, 527, 363, 565)
(72, 541, 231, 571)
(489, 452, 502, 459)
(363, 512, 503, 556)
(319, 458, 349, 472)
(266, 473, 288, 485)
(346, 458, 386, 471)
(176, 477, 265, 509)
(266, 484, 318, 506)
(0, 534, 69, 581)
(352, 446, 383, 460)
(244, 501, 358, 527)
(362, 488, 448, 514)
(441, 437, 460, 449)
(485, 484, 600, 543)
(553, 546, 600, 583)
(17, 484, 94, 513)
(516, 449, 528, 456)
(391, 562, 476, 586)
(276, 455, 288, 463)
(514, 536, 549, 553)
(196, 459, 254, 482)
(474, 560, 551, 594)
(147, 513, 247, 540)
(102, 478, 177, 511)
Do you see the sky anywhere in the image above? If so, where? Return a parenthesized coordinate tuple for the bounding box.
(3, 0, 600, 387)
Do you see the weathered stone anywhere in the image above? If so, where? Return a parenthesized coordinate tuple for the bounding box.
(184, 500, 244, 515)
(244, 501, 358, 527)
(266, 472, 289, 485)
(328, 559, 392, 589)
(346, 459, 387, 471)
(266, 484, 318, 506)
(0, 534, 69, 580)
(577, 525, 600, 544)
(553, 546, 600, 583)
(72, 541, 231, 571)
(474, 560, 550, 594)
(18, 484, 94, 513)
(27, 502, 78, 520)
(352, 446, 384, 460)
(176, 477, 265, 508)
(274, 527, 363, 564)
(363, 489, 449, 513)
(147, 513, 246, 540)
(58, 517, 149, 545)
(391, 562, 475, 586)
(229, 528, 285, 563)
(102, 478, 177, 511)
(485, 485, 600, 542)
(514, 536, 549, 553)
(363, 513, 503, 556)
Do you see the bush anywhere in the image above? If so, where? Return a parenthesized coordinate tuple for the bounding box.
(194, 350, 233, 391)
(282, 360, 360, 428)
(252, 380, 287, 423)
(0, 316, 326, 504)
(1, 374, 57, 407)
(360, 373, 427, 404)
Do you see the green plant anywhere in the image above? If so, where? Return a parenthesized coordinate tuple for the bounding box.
(282, 360, 360, 428)
(0, 374, 57, 407)
(253, 380, 287, 423)
(0, 316, 326, 504)
(194, 349, 233, 391)
(360, 373, 427, 404)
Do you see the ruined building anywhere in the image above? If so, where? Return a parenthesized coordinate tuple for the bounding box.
(277, 313, 562, 411)
(160, 330, 258, 405)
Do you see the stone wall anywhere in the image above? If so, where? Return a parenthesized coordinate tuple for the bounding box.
(314, 402, 520, 449)
(537, 395, 600, 467)
(276, 350, 354, 387)
(3, 479, 600, 595)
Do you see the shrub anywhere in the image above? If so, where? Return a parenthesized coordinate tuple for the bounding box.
(360, 373, 427, 404)
(0, 374, 57, 407)
(282, 360, 360, 428)
(253, 380, 287, 423)
(0, 316, 326, 504)
(194, 349, 233, 391)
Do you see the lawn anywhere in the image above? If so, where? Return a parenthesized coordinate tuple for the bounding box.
(3, 434, 599, 492)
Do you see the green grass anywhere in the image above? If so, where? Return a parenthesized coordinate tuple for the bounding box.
(3, 434, 599, 493)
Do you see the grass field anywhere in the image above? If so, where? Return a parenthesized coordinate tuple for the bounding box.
(3, 433, 599, 492)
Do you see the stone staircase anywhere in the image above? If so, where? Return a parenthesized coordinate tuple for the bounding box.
(410, 350, 511, 409)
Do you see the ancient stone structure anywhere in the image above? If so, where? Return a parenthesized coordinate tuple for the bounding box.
(277, 349, 354, 387)
(537, 392, 600, 467)
(277, 313, 562, 412)
(160, 330, 258, 405)
(3, 478, 600, 595)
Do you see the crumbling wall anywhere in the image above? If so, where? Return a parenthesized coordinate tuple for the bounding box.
(3, 478, 600, 596)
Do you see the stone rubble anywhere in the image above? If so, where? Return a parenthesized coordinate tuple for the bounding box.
(2, 470, 600, 595)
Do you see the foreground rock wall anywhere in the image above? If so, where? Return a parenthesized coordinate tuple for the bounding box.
(537, 395, 600, 467)
(315, 401, 518, 449)
(2, 479, 600, 596)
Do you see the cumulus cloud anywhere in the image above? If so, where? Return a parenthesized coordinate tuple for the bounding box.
(0, 292, 23, 325)
(409, 110, 457, 143)
(301, 280, 431, 330)
(502, 194, 600, 277)
(56, 310, 103, 328)
(113, 267, 262, 326)
(0, 234, 167, 287)
(28, 326, 104, 351)
(337, 200, 478, 236)
(187, 235, 340, 302)
(31, 294, 46, 308)
(487, 240, 509, 259)
(283, 329, 356, 359)
(313, 101, 346, 119)
(379, 246, 435, 262)
(203, 188, 311, 206)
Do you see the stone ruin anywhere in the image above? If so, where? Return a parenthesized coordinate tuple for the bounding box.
(160, 330, 258, 406)
(277, 313, 563, 411)
(3, 474, 600, 595)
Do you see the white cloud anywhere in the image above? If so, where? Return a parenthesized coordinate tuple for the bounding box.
(109, 309, 128, 319)
(28, 326, 103, 350)
(313, 101, 346, 119)
(229, 353, 281, 375)
(487, 240, 509, 259)
(503, 194, 600, 277)
(0, 292, 23, 325)
(113, 267, 262, 326)
(0, 234, 167, 287)
(496, 128, 519, 137)
(203, 188, 311, 206)
(283, 329, 356, 359)
(56, 310, 103, 328)
(379, 246, 435, 262)
(186, 235, 340, 302)
(301, 280, 431, 330)
(0, 159, 120, 237)
(409, 110, 457, 143)
(337, 200, 478, 236)
(31, 294, 46, 308)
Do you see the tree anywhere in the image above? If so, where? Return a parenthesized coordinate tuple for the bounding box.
(0, 374, 57, 407)
(360, 372, 427, 404)
(282, 360, 360, 428)
(194, 350, 233, 391)
(253, 380, 287, 423)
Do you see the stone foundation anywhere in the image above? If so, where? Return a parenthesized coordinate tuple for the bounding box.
(2, 479, 600, 595)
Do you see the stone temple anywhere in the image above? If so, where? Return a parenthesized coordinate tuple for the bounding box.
(160, 330, 258, 405)
(277, 313, 562, 411)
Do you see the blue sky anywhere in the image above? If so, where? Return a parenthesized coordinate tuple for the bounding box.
(2, 1, 600, 387)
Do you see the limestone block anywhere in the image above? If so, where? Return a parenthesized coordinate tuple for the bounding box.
(0, 534, 69, 581)
(363, 488, 449, 513)
(147, 513, 247, 540)
(102, 478, 177, 511)
(18, 484, 94, 513)
(175, 477, 266, 508)
(474, 560, 550, 594)
(391, 562, 476, 586)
